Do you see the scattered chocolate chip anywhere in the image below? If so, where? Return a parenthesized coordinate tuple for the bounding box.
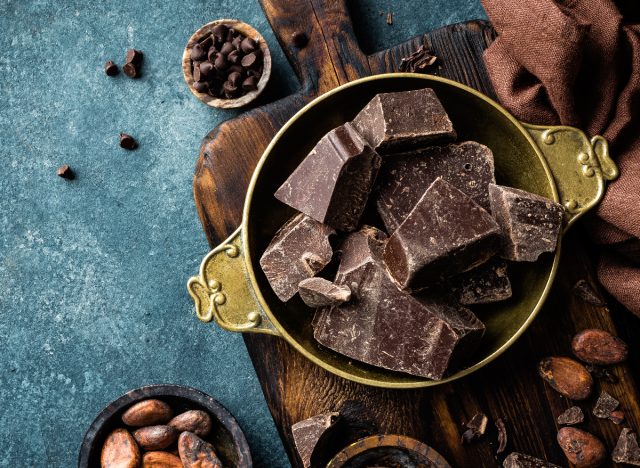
(292, 31, 309, 49)
(386, 11, 393, 25)
(190, 44, 206, 61)
(609, 410, 625, 424)
(193, 81, 209, 93)
(399, 44, 438, 73)
(572, 279, 606, 306)
(557, 406, 584, 425)
(612, 428, 640, 466)
(495, 418, 508, 454)
(122, 63, 138, 78)
(240, 37, 257, 53)
(56, 165, 74, 180)
(104, 60, 118, 76)
(242, 76, 258, 91)
(592, 391, 619, 419)
(461, 412, 488, 444)
(503, 452, 561, 468)
(212, 24, 228, 42)
(125, 49, 143, 65)
(585, 364, 618, 384)
(119, 133, 137, 150)
(123, 49, 143, 78)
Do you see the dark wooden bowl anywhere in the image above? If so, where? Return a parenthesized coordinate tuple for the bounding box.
(78, 384, 252, 467)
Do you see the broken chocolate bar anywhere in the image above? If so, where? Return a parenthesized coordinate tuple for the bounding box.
(612, 428, 640, 466)
(450, 257, 512, 305)
(298, 277, 351, 308)
(260, 213, 334, 302)
(274, 122, 381, 232)
(503, 452, 561, 468)
(313, 226, 485, 380)
(292, 412, 340, 468)
(384, 177, 502, 291)
(488, 184, 564, 262)
(557, 406, 584, 425)
(375, 141, 496, 232)
(351, 88, 456, 154)
(592, 391, 619, 419)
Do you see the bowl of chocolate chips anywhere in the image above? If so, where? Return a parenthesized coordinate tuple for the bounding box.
(183, 19, 271, 108)
(188, 73, 619, 388)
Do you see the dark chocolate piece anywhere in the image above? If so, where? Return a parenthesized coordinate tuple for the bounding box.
(242, 76, 258, 91)
(212, 24, 228, 42)
(496, 418, 508, 454)
(298, 277, 351, 308)
(190, 44, 207, 61)
(592, 391, 619, 419)
(384, 177, 502, 291)
(375, 141, 496, 232)
(314, 227, 485, 380)
(572, 279, 606, 306)
(350, 88, 455, 154)
(612, 428, 640, 466)
(260, 213, 334, 302)
(292, 412, 340, 468)
(56, 164, 74, 180)
(461, 412, 488, 444)
(557, 406, 584, 425)
(503, 452, 561, 468)
(104, 60, 118, 76)
(123, 49, 143, 78)
(488, 184, 564, 262)
(292, 31, 309, 48)
(399, 44, 438, 73)
(450, 257, 512, 305)
(275, 123, 381, 232)
(119, 133, 137, 150)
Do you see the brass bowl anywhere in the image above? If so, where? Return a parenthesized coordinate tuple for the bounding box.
(188, 74, 618, 388)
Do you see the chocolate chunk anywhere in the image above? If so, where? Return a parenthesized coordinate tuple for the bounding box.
(119, 133, 137, 150)
(275, 123, 381, 232)
(384, 177, 502, 291)
(503, 452, 561, 468)
(56, 164, 74, 180)
(399, 44, 438, 73)
(298, 277, 351, 308)
(450, 257, 512, 305)
(496, 418, 508, 454)
(557, 406, 584, 425)
(488, 184, 564, 262)
(190, 44, 206, 61)
(260, 214, 334, 302)
(292, 412, 340, 468)
(612, 428, 640, 466)
(313, 227, 485, 380)
(461, 412, 488, 444)
(292, 31, 309, 48)
(104, 60, 118, 76)
(592, 391, 619, 419)
(572, 279, 606, 306)
(350, 88, 456, 154)
(375, 141, 496, 232)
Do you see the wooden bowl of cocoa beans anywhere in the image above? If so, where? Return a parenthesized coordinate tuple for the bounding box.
(78, 384, 252, 467)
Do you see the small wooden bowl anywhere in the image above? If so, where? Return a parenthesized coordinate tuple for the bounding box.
(182, 19, 271, 109)
(78, 384, 252, 467)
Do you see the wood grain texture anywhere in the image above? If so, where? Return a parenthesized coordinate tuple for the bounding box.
(192, 1, 640, 466)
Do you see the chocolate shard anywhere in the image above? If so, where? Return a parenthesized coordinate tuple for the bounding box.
(450, 257, 512, 305)
(298, 277, 351, 308)
(496, 418, 508, 454)
(351, 88, 456, 154)
(612, 428, 640, 466)
(572, 279, 606, 306)
(488, 184, 564, 262)
(313, 226, 485, 380)
(375, 141, 496, 232)
(461, 412, 488, 444)
(503, 452, 561, 468)
(275, 123, 381, 232)
(384, 177, 502, 291)
(592, 390, 619, 419)
(557, 406, 584, 425)
(292, 412, 340, 468)
(260, 214, 334, 302)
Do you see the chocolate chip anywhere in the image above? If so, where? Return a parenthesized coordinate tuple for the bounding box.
(247, 68, 261, 78)
(56, 165, 74, 180)
(193, 81, 209, 93)
(123, 49, 143, 79)
(220, 41, 234, 56)
(227, 71, 242, 87)
(199, 35, 213, 49)
(292, 31, 309, 48)
(226, 28, 236, 42)
(228, 64, 243, 75)
(119, 133, 137, 150)
(125, 48, 143, 64)
(104, 60, 118, 76)
(240, 37, 257, 53)
(213, 53, 228, 71)
(227, 49, 242, 64)
(122, 63, 138, 78)
(231, 35, 242, 50)
(199, 61, 214, 78)
(192, 63, 202, 82)
(242, 76, 258, 91)
(240, 52, 259, 68)
(207, 47, 218, 62)
(212, 24, 227, 41)
(190, 44, 206, 61)
(223, 81, 239, 98)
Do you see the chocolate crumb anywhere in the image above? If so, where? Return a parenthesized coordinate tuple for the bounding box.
(592, 391, 619, 419)
(557, 406, 584, 425)
(572, 279, 606, 306)
(461, 412, 488, 444)
(496, 418, 508, 454)
(585, 364, 618, 383)
(292, 31, 309, 49)
(119, 133, 138, 150)
(386, 11, 393, 25)
(612, 428, 640, 466)
(399, 44, 438, 73)
(56, 165, 74, 180)
(104, 60, 118, 76)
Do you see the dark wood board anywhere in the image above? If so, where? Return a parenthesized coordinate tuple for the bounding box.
(192, 1, 640, 466)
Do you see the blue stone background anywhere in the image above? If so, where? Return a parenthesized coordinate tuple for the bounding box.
(0, 1, 485, 466)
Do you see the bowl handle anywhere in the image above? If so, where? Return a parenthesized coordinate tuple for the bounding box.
(523, 123, 619, 230)
(187, 227, 281, 336)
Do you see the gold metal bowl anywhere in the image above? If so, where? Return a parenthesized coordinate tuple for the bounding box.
(188, 74, 618, 389)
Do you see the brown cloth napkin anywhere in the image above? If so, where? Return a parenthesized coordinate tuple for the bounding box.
(480, 0, 640, 317)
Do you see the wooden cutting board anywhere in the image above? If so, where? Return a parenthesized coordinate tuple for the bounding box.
(192, 1, 640, 466)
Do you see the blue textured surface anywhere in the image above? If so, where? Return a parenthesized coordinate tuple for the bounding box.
(0, 1, 485, 466)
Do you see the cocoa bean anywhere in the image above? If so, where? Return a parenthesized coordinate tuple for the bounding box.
(557, 427, 606, 468)
(538, 357, 593, 400)
(142, 451, 183, 468)
(122, 399, 173, 427)
(572, 329, 628, 365)
(101, 428, 141, 468)
(178, 431, 222, 468)
(168, 410, 212, 437)
(133, 425, 178, 450)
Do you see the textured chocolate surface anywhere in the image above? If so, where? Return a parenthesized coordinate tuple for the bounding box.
(298, 277, 351, 308)
(612, 428, 640, 466)
(260, 213, 334, 302)
(313, 226, 485, 380)
(291, 412, 340, 468)
(450, 257, 512, 305)
(503, 452, 561, 468)
(351, 88, 456, 154)
(488, 184, 564, 262)
(274, 122, 381, 231)
(556, 406, 584, 425)
(375, 141, 495, 232)
(384, 177, 502, 291)
(592, 391, 619, 418)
